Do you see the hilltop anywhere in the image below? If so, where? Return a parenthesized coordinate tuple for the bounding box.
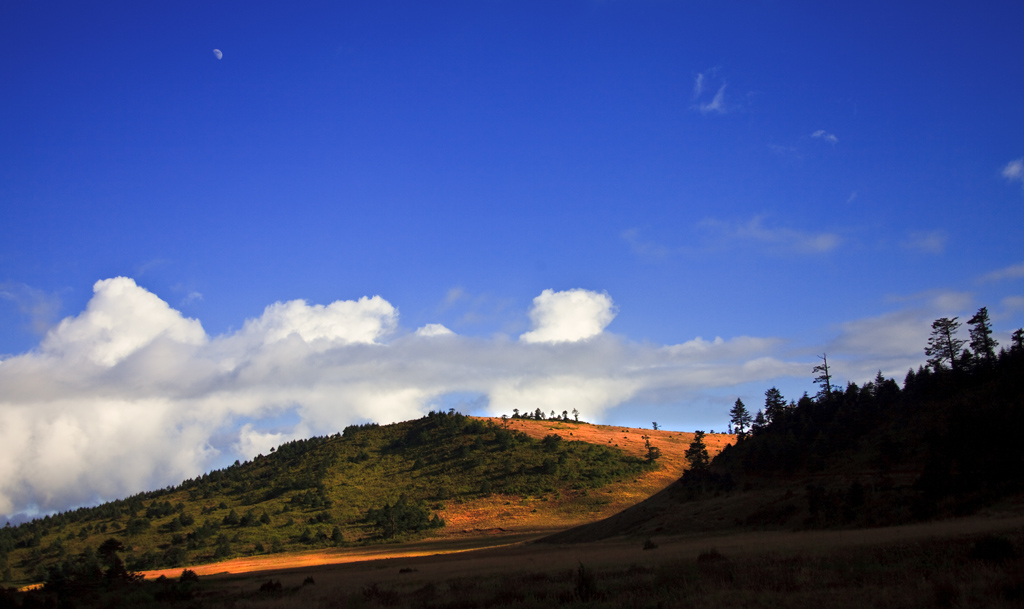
(0, 412, 730, 586)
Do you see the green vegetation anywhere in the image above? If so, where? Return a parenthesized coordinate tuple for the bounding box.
(0, 411, 654, 585)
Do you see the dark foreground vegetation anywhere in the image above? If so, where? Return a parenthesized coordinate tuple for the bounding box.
(3, 526, 1022, 608)
(0, 411, 654, 586)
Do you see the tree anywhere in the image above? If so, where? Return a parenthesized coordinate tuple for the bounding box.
(763, 387, 787, 425)
(512, 408, 520, 419)
(968, 307, 998, 364)
(751, 409, 766, 434)
(684, 431, 710, 471)
(572, 408, 580, 422)
(925, 317, 966, 372)
(644, 437, 662, 462)
(1012, 328, 1024, 353)
(652, 422, 659, 431)
(812, 353, 835, 399)
(729, 398, 752, 435)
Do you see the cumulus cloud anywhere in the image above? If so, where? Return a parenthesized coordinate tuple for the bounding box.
(520, 289, 616, 344)
(41, 277, 206, 366)
(811, 129, 838, 144)
(0, 279, 816, 519)
(700, 216, 841, 254)
(1003, 158, 1024, 186)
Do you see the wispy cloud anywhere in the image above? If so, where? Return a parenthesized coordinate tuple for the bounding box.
(980, 262, 1024, 282)
(700, 216, 841, 254)
(621, 227, 671, 259)
(179, 291, 203, 306)
(1003, 158, 1024, 187)
(0, 283, 61, 335)
(811, 129, 838, 144)
(692, 70, 728, 115)
(901, 230, 947, 254)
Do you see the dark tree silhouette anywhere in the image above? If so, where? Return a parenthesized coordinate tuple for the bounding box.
(925, 317, 966, 372)
(968, 307, 998, 364)
(1013, 328, 1024, 353)
(812, 353, 835, 399)
(729, 398, 752, 435)
(763, 387, 787, 424)
(684, 431, 710, 471)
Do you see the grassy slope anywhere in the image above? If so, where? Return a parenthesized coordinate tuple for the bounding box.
(0, 413, 733, 585)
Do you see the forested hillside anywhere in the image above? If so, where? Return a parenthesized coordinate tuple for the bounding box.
(547, 312, 1024, 541)
(0, 411, 656, 585)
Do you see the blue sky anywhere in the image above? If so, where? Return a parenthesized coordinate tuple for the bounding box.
(2, 0, 1023, 519)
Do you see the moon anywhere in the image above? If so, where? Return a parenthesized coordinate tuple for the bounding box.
(213, 49, 223, 60)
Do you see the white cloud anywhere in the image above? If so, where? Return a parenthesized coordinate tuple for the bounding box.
(415, 323, 454, 337)
(902, 230, 947, 254)
(700, 216, 841, 253)
(811, 129, 838, 144)
(520, 289, 616, 344)
(0, 279, 817, 519)
(693, 72, 704, 97)
(1003, 158, 1024, 185)
(40, 277, 206, 366)
(238, 296, 396, 347)
(981, 262, 1024, 282)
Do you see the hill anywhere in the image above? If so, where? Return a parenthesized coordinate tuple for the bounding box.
(0, 411, 729, 586)
(545, 336, 1024, 543)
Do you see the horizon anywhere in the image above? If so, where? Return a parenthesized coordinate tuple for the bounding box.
(2, 0, 1022, 521)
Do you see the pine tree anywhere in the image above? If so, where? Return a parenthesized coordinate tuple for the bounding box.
(967, 307, 998, 364)
(764, 387, 787, 424)
(729, 398, 752, 435)
(684, 431, 710, 471)
(1012, 328, 1024, 353)
(925, 317, 966, 372)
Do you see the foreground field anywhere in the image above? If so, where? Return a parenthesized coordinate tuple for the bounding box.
(152, 514, 1024, 608)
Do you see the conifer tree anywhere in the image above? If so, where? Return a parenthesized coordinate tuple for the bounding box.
(764, 387, 787, 424)
(684, 431, 710, 471)
(925, 317, 966, 372)
(729, 398, 752, 435)
(967, 307, 998, 364)
(1012, 328, 1024, 353)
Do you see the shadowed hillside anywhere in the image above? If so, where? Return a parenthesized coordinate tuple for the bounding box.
(545, 325, 1024, 543)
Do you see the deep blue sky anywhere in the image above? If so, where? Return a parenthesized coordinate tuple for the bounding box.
(1, 1, 1023, 517)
